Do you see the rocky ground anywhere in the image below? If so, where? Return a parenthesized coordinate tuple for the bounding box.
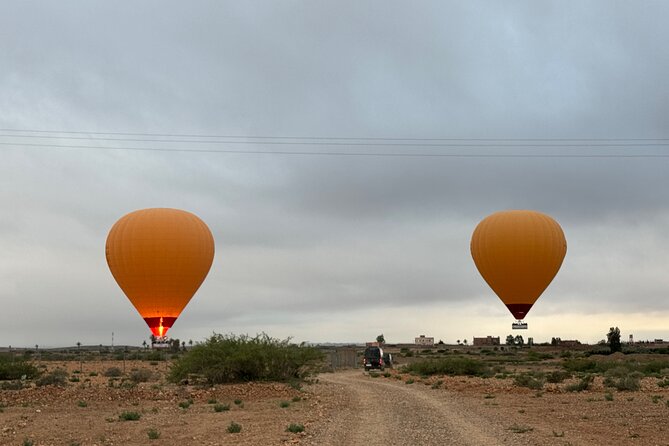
(3, 360, 669, 445)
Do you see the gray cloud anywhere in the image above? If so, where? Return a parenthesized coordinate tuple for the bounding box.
(1, 1, 669, 346)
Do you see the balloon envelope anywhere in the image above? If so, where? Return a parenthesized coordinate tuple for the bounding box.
(106, 208, 215, 337)
(470, 210, 566, 320)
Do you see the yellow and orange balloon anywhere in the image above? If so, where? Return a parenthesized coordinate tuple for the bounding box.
(471, 210, 566, 321)
(106, 208, 215, 337)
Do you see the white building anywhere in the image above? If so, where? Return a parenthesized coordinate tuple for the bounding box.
(414, 335, 434, 346)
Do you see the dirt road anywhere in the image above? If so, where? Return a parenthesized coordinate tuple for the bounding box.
(304, 371, 502, 446)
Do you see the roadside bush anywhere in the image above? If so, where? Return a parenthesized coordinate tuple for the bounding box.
(545, 370, 571, 384)
(403, 357, 490, 377)
(565, 375, 594, 392)
(513, 373, 544, 390)
(36, 369, 68, 387)
(168, 333, 323, 384)
(129, 369, 153, 383)
(103, 367, 123, 377)
(604, 371, 643, 391)
(0, 358, 39, 381)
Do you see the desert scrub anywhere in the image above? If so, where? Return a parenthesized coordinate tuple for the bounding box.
(292, 396, 301, 402)
(207, 398, 218, 404)
(403, 357, 490, 377)
(178, 400, 192, 409)
(513, 373, 544, 390)
(214, 404, 230, 412)
(279, 401, 290, 408)
(168, 333, 323, 384)
(0, 357, 39, 380)
(147, 429, 160, 440)
(129, 369, 153, 383)
(545, 370, 571, 383)
(604, 370, 642, 391)
(565, 375, 594, 392)
(119, 411, 141, 421)
(234, 399, 243, 405)
(36, 369, 69, 387)
(77, 400, 88, 408)
(286, 423, 305, 433)
(227, 422, 242, 433)
(103, 367, 123, 377)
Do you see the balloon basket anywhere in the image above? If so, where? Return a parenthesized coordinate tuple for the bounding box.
(512, 321, 528, 330)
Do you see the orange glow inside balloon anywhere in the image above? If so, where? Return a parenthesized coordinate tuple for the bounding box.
(106, 208, 215, 337)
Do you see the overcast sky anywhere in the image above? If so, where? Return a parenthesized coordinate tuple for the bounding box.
(2, 1, 669, 347)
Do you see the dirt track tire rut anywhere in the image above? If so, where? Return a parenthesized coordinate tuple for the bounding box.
(304, 371, 502, 446)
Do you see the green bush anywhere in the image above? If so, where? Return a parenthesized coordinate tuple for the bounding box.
(214, 404, 230, 412)
(147, 429, 160, 440)
(513, 373, 544, 390)
(279, 401, 290, 408)
(103, 367, 123, 377)
(227, 422, 242, 433)
(119, 411, 141, 421)
(36, 369, 68, 387)
(403, 357, 490, 377)
(0, 358, 39, 381)
(565, 375, 594, 392)
(168, 333, 323, 384)
(129, 369, 153, 383)
(286, 423, 304, 433)
(545, 370, 571, 383)
(604, 371, 643, 391)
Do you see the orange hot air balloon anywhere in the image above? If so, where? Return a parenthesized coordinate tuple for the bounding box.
(470, 210, 566, 327)
(106, 208, 215, 338)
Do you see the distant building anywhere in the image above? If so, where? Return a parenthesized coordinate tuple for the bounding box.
(415, 335, 434, 346)
(473, 336, 500, 346)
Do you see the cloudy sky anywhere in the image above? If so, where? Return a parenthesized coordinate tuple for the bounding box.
(1, 1, 668, 347)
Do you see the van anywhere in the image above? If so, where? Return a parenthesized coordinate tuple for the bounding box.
(363, 346, 385, 371)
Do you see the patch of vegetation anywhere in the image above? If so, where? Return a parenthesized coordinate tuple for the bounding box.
(0, 357, 39, 381)
(368, 372, 380, 378)
(77, 400, 88, 408)
(234, 399, 243, 405)
(36, 369, 69, 387)
(279, 401, 290, 408)
(545, 370, 571, 383)
(103, 367, 123, 377)
(403, 357, 491, 377)
(178, 400, 192, 409)
(405, 378, 415, 384)
(286, 423, 305, 433)
(119, 411, 141, 421)
(214, 403, 230, 412)
(565, 375, 594, 392)
(207, 398, 218, 404)
(22, 439, 34, 446)
(513, 373, 544, 390)
(431, 379, 444, 389)
(292, 396, 301, 402)
(168, 333, 323, 385)
(603, 369, 642, 391)
(651, 395, 663, 404)
(147, 429, 160, 440)
(508, 424, 533, 433)
(129, 369, 153, 383)
(605, 392, 614, 401)
(227, 422, 242, 433)
(553, 430, 565, 437)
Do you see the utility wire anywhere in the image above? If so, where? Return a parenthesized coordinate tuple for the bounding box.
(2, 141, 669, 158)
(1, 133, 669, 148)
(0, 128, 668, 143)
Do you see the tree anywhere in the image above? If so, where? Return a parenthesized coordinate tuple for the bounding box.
(506, 335, 515, 346)
(376, 334, 385, 344)
(456, 339, 461, 345)
(514, 335, 524, 347)
(607, 327, 621, 353)
(463, 339, 468, 346)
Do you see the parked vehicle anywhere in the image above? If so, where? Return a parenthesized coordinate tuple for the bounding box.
(363, 346, 385, 371)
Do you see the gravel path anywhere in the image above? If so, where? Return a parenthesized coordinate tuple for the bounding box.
(304, 371, 502, 446)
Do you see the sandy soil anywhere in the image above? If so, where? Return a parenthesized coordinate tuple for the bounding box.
(3, 361, 669, 445)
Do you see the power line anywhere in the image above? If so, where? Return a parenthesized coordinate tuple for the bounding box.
(2, 141, 669, 158)
(1, 128, 668, 143)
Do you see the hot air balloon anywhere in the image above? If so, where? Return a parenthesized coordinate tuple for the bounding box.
(470, 210, 566, 329)
(106, 208, 215, 338)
